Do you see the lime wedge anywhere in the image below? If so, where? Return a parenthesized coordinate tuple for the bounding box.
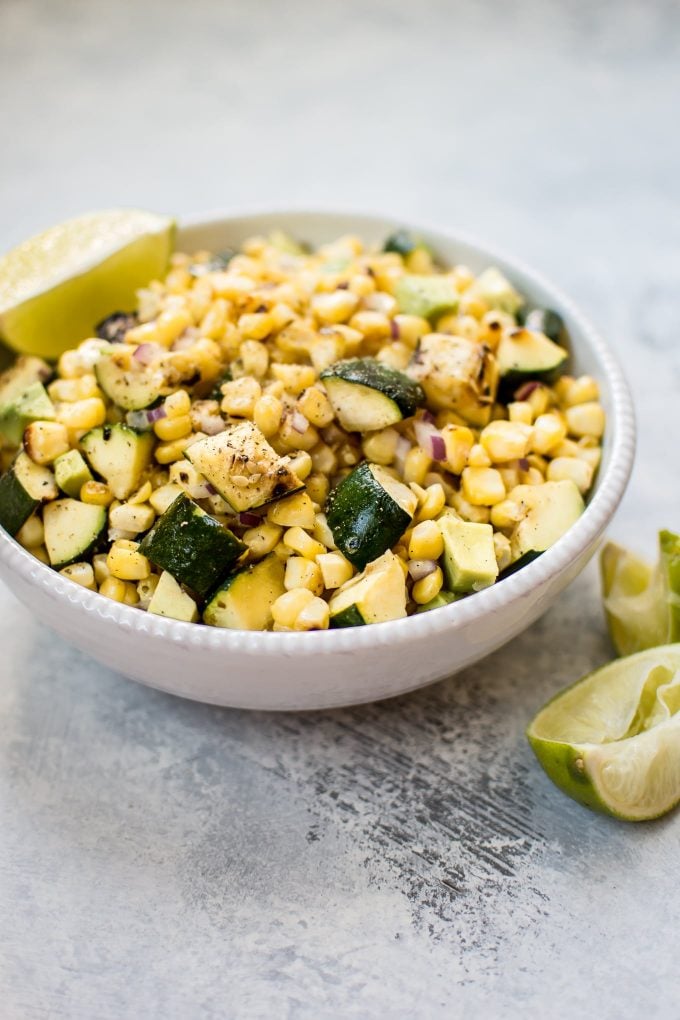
(0, 210, 175, 358)
(601, 531, 680, 656)
(527, 645, 680, 820)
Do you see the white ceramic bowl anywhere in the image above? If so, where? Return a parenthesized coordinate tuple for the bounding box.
(0, 211, 635, 710)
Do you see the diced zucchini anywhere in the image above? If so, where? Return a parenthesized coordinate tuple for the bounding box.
(95, 347, 166, 410)
(509, 480, 584, 566)
(0, 355, 51, 406)
(0, 382, 55, 446)
(329, 551, 407, 627)
(53, 449, 93, 498)
(520, 307, 564, 344)
(496, 328, 568, 388)
(0, 451, 58, 536)
(81, 424, 154, 500)
(407, 333, 499, 426)
(268, 230, 308, 255)
(185, 422, 303, 513)
(203, 553, 285, 630)
(395, 274, 458, 321)
(439, 519, 499, 593)
(469, 267, 523, 315)
(148, 570, 199, 623)
(415, 591, 458, 613)
(43, 499, 107, 569)
(383, 230, 419, 257)
(320, 358, 424, 432)
(325, 462, 417, 569)
(139, 493, 245, 599)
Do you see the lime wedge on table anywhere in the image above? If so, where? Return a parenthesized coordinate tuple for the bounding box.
(601, 531, 680, 656)
(0, 210, 174, 358)
(527, 645, 680, 820)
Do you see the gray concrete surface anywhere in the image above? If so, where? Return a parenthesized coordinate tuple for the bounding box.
(1, 0, 679, 1016)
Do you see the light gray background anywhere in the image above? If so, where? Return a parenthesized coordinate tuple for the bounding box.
(1, 1, 679, 1017)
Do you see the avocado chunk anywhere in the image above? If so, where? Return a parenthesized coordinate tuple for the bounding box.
(329, 551, 407, 627)
(469, 267, 524, 315)
(148, 570, 199, 623)
(0, 382, 55, 446)
(203, 553, 286, 630)
(53, 449, 93, 498)
(395, 274, 458, 321)
(439, 518, 498, 593)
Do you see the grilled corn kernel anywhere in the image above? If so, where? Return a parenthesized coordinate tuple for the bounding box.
(449, 490, 490, 524)
(122, 581, 140, 605)
(311, 290, 359, 325)
(297, 386, 335, 427)
(316, 551, 353, 589)
(220, 377, 262, 418)
(93, 553, 111, 585)
(106, 541, 151, 581)
(490, 499, 523, 530)
(154, 414, 192, 441)
(59, 562, 96, 590)
(253, 394, 283, 437)
(414, 483, 446, 522)
(493, 532, 512, 572)
(23, 421, 70, 465)
(546, 456, 594, 493)
(279, 412, 319, 451)
(240, 340, 270, 378)
(294, 596, 330, 631)
(128, 481, 152, 505)
(563, 375, 600, 406)
(508, 401, 534, 425)
(310, 442, 337, 475)
(109, 502, 156, 534)
(155, 438, 191, 464)
(403, 446, 431, 486)
(56, 397, 106, 431)
(164, 390, 192, 418)
(157, 306, 193, 346)
(269, 303, 296, 332)
(527, 385, 550, 417)
(375, 342, 411, 370)
(467, 443, 492, 468)
(99, 576, 128, 602)
(565, 402, 605, 439)
(441, 424, 474, 475)
(409, 520, 444, 561)
(243, 522, 282, 557)
(349, 309, 391, 341)
(480, 420, 532, 462)
(498, 466, 520, 491)
(16, 514, 44, 549)
(271, 587, 317, 627)
(270, 363, 317, 396)
(313, 512, 336, 550)
(283, 526, 326, 560)
(461, 467, 506, 506)
(310, 336, 345, 373)
(267, 491, 316, 529)
(392, 314, 430, 348)
(199, 299, 228, 339)
(149, 483, 183, 515)
(238, 311, 274, 341)
(80, 481, 114, 506)
(575, 441, 602, 470)
(306, 473, 330, 506)
(286, 450, 313, 481)
(361, 428, 399, 466)
(411, 567, 444, 605)
(532, 413, 567, 454)
(520, 466, 545, 486)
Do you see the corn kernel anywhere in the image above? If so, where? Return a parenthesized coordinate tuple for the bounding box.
(106, 541, 151, 581)
(490, 498, 523, 530)
(480, 420, 532, 463)
(269, 303, 296, 332)
(122, 581, 140, 605)
(532, 413, 567, 454)
(154, 414, 192, 441)
(449, 490, 491, 524)
(99, 576, 128, 603)
(375, 342, 412, 370)
(565, 402, 605, 439)
(294, 595, 330, 631)
(238, 311, 274, 341)
(279, 411, 319, 451)
(409, 520, 444, 560)
(240, 339, 270, 378)
(414, 483, 446, 522)
(253, 394, 283, 437)
(298, 386, 335, 428)
(311, 290, 359, 325)
(575, 441, 602, 470)
(310, 442, 337, 475)
(310, 336, 345, 373)
(305, 472, 330, 505)
(271, 587, 317, 627)
(16, 514, 44, 549)
(220, 377, 262, 418)
(128, 481, 152, 505)
(155, 437, 191, 464)
(316, 551, 353, 589)
(361, 428, 399, 466)
(285, 450, 313, 481)
(270, 363, 317, 396)
(462, 467, 506, 506)
(508, 401, 533, 425)
(267, 491, 316, 528)
(349, 309, 391, 341)
(440, 424, 474, 475)
(283, 526, 326, 560)
(93, 553, 111, 585)
(149, 483, 184, 515)
(467, 443, 492, 468)
(81, 481, 114, 506)
(493, 532, 512, 572)
(412, 567, 444, 605)
(313, 512, 336, 549)
(137, 574, 160, 609)
(563, 375, 600, 406)
(546, 456, 594, 494)
(403, 446, 431, 485)
(527, 385, 550, 417)
(243, 522, 282, 557)
(391, 314, 430, 348)
(164, 390, 192, 418)
(23, 421, 69, 465)
(109, 502, 156, 534)
(198, 298, 227, 339)
(56, 397, 106, 431)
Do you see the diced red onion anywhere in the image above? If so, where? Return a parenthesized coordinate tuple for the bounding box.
(133, 342, 161, 366)
(186, 482, 215, 499)
(514, 380, 542, 401)
(291, 410, 309, 434)
(408, 559, 438, 581)
(389, 318, 400, 340)
(518, 457, 530, 471)
(146, 405, 167, 423)
(125, 410, 153, 431)
(421, 408, 436, 424)
(414, 419, 447, 462)
(239, 511, 261, 526)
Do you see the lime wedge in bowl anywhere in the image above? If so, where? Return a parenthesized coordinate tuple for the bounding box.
(601, 530, 680, 656)
(527, 645, 680, 820)
(0, 210, 174, 358)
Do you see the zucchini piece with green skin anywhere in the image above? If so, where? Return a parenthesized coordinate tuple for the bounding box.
(509, 480, 584, 567)
(43, 499, 107, 569)
(203, 553, 285, 630)
(325, 462, 417, 569)
(148, 570, 199, 623)
(407, 333, 499, 426)
(329, 551, 407, 627)
(520, 307, 564, 344)
(496, 328, 568, 388)
(0, 356, 51, 406)
(394, 274, 458, 321)
(53, 449, 93, 498)
(185, 422, 303, 513)
(0, 451, 58, 536)
(81, 424, 154, 500)
(320, 358, 425, 432)
(439, 518, 499, 593)
(139, 493, 246, 599)
(0, 382, 55, 446)
(95, 348, 166, 411)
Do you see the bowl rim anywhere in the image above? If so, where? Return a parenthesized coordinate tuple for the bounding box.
(0, 207, 635, 658)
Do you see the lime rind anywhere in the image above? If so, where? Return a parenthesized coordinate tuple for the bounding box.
(527, 645, 680, 820)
